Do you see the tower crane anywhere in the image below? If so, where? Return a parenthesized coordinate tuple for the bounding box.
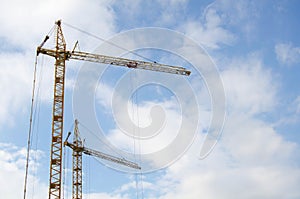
(64, 120, 141, 199)
(36, 20, 191, 199)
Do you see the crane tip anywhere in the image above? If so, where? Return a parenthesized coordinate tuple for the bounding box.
(55, 20, 62, 26)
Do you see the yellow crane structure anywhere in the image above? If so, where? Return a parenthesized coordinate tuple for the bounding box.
(64, 119, 141, 199)
(36, 20, 191, 199)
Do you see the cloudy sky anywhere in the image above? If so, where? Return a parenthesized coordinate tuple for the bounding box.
(1, 0, 300, 199)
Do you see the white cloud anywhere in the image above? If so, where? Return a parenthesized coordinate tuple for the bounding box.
(0, 0, 116, 128)
(90, 67, 210, 170)
(159, 165, 300, 199)
(221, 54, 277, 115)
(96, 82, 115, 111)
(182, 8, 235, 49)
(0, 143, 47, 199)
(208, 0, 262, 42)
(145, 54, 300, 199)
(157, 0, 188, 6)
(106, 100, 182, 154)
(275, 43, 300, 65)
(223, 113, 297, 166)
(0, 52, 33, 127)
(274, 95, 300, 126)
(295, 96, 300, 114)
(154, 0, 188, 26)
(0, 0, 115, 50)
(84, 192, 130, 199)
(110, 0, 189, 28)
(154, 112, 300, 199)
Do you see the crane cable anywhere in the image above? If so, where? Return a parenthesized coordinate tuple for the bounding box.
(85, 153, 91, 199)
(29, 55, 44, 199)
(62, 142, 66, 199)
(63, 123, 75, 199)
(23, 54, 39, 199)
(79, 122, 126, 159)
(62, 22, 157, 63)
(130, 70, 144, 199)
(130, 70, 139, 199)
(135, 71, 144, 199)
(23, 23, 54, 198)
(62, 143, 70, 199)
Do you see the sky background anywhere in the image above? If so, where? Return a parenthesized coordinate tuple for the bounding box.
(1, 0, 300, 199)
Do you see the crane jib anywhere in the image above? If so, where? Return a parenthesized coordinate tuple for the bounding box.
(37, 47, 191, 76)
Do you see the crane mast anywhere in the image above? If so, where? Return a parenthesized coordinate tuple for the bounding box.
(37, 20, 191, 199)
(71, 120, 83, 199)
(47, 20, 66, 199)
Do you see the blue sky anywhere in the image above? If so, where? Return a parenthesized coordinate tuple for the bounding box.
(1, 0, 300, 198)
